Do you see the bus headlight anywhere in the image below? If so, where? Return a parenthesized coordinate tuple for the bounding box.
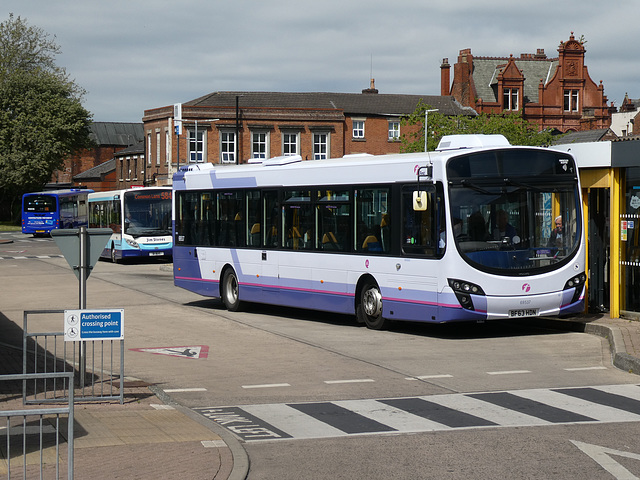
(563, 272, 586, 304)
(448, 278, 485, 311)
(125, 238, 139, 248)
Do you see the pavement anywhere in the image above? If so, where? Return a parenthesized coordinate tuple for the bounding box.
(0, 229, 639, 479)
(1, 315, 638, 479)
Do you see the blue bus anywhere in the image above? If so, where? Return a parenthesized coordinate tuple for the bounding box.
(22, 189, 93, 236)
(88, 187, 173, 262)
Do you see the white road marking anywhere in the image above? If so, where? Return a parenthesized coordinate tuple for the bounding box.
(202, 440, 227, 448)
(486, 370, 531, 375)
(571, 441, 640, 480)
(150, 404, 175, 410)
(564, 366, 607, 371)
(324, 379, 375, 384)
(241, 403, 346, 439)
(163, 387, 207, 393)
(405, 374, 454, 380)
(242, 383, 291, 389)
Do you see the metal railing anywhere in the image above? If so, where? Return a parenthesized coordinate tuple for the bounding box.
(23, 310, 124, 404)
(0, 372, 74, 479)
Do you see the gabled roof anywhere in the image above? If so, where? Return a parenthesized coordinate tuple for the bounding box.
(73, 158, 115, 180)
(186, 91, 476, 117)
(552, 128, 616, 145)
(113, 141, 145, 157)
(89, 122, 144, 146)
(473, 57, 558, 104)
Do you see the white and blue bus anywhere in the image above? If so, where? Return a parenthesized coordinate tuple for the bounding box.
(172, 134, 586, 329)
(22, 189, 93, 235)
(88, 187, 173, 262)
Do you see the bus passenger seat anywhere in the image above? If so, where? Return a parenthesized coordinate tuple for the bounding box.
(362, 235, 381, 252)
(250, 223, 260, 245)
(322, 232, 340, 250)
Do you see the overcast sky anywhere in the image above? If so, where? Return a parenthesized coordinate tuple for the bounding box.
(4, 1, 638, 123)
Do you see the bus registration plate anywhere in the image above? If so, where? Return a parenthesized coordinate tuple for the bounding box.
(509, 308, 539, 318)
(149, 252, 164, 256)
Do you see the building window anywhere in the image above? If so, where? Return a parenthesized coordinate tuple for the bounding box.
(156, 131, 161, 166)
(353, 120, 365, 139)
(165, 130, 170, 165)
(147, 133, 152, 165)
(188, 128, 204, 163)
(564, 90, 579, 112)
(252, 131, 269, 159)
(282, 131, 299, 156)
(133, 158, 138, 180)
(220, 131, 236, 164)
(313, 132, 329, 160)
(503, 88, 519, 111)
(388, 121, 400, 140)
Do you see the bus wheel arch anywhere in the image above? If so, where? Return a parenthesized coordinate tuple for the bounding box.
(356, 275, 388, 330)
(220, 266, 242, 312)
(110, 243, 118, 263)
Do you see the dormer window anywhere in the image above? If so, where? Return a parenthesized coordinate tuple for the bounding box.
(503, 88, 519, 111)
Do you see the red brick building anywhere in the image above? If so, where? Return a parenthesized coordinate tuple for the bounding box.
(442, 33, 613, 133)
(50, 122, 143, 190)
(140, 86, 474, 186)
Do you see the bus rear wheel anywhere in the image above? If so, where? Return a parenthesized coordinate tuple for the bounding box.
(222, 269, 242, 312)
(357, 281, 387, 330)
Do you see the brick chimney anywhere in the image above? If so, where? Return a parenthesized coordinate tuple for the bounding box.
(362, 78, 379, 94)
(440, 58, 451, 95)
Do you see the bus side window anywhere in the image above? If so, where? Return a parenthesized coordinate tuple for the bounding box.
(402, 185, 438, 256)
(263, 191, 279, 247)
(356, 187, 389, 253)
(246, 191, 261, 247)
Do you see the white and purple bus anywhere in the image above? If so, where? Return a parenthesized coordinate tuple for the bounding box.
(172, 134, 585, 329)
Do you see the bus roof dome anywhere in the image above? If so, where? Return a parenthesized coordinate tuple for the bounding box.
(435, 134, 510, 151)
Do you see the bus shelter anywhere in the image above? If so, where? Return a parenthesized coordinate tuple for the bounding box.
(554, 138, 640, 319)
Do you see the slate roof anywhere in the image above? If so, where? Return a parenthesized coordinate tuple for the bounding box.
(186, 91, 476, 117)
(89, 122, 144, 146)
(551, 128, 614, 145)
(114, 141, 145, 157)
(74, 158, 115, 180)
(472, 57, 559, 104)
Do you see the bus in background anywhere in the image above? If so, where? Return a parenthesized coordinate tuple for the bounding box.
(22, 189, 93, 236)
(172, 135, 586, 329)
(88, 187, 172, 262)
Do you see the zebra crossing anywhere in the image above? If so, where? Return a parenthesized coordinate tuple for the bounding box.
(195, 383, 640, 442)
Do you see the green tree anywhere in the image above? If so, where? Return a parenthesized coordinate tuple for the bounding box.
(400, 99, 554, 153)
(0, 14, 92, 221)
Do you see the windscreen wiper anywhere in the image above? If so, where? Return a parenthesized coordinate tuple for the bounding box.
(459, 179, 493, 195)
(504, 178, 543, 192)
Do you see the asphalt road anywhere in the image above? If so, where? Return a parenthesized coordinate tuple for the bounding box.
(2, 232, 640, 479)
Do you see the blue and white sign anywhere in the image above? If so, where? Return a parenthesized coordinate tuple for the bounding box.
(64, 309, 124, 341)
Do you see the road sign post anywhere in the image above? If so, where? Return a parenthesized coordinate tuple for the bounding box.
(51, 227, 115, 385)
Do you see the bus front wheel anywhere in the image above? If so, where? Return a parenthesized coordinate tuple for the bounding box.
(357, 281, 387, 330)
(222, 269, 242, 312)
(110, 246, 118, 264)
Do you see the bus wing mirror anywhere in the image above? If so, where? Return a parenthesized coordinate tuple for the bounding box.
(413, 191, 428, 211)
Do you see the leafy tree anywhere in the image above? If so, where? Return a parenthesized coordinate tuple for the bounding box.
(400, 99, 554, 153)
(0, 14, 92, 221)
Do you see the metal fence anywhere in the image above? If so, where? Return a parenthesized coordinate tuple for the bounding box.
(23, 310, 124, 404)
(0, 372, 74, 480)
